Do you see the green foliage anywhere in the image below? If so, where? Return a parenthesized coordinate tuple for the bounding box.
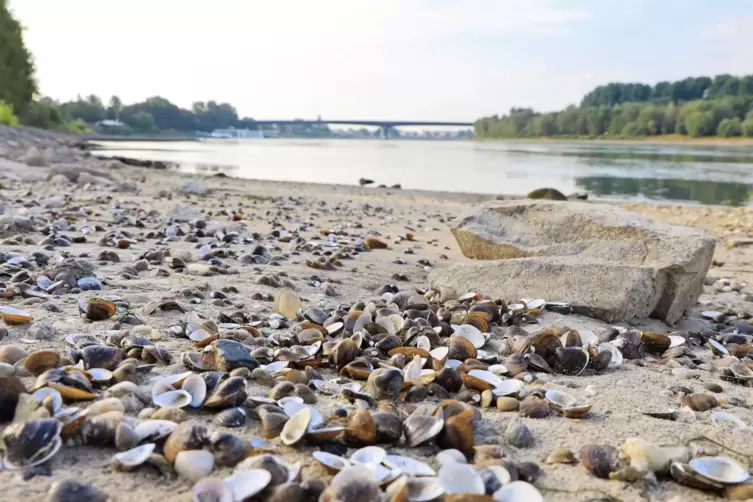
(0, 100, 18, 126)
(56, 119, 92, 134)
(125, 111, 156, 133)
(476, 73, 753, 140)
(19, 100, 62, 129)
(717, 117, 742, 137)
(742, 119, 753, 137)
(0, 0, 37, 114)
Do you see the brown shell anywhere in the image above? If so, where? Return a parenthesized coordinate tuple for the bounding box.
(164, 421, 209, 463)
(463, 311, 491, 333)
(345, 404, 376, 446)
(680, 393, 719, 412)
(544, 448, 578, 464)
(579, 444, 623, 479)
(0, 376, 27, 421)
(204, 376, 247, 409)
(564, 330, 582, 347)
(332, 339, 359, 370)
(435, 399, 472, 420)
(364, 236, 388, 249)
(435, 367, 463, 393)
(554, 347, 588, 376)
(530, 330, 564, 360)
(519, 397, 551, 419)
(81, 298, 117, 321)
(24, 350, 61, 376)
(505, 354, 529, 377)
(641, 332, 671, 354)
(460, 373, 493, 392)
(438, 408, 475, 456)
(588, 350, 612, 372)
(372, 412, 403, 444)
(447, 336, 477, 361)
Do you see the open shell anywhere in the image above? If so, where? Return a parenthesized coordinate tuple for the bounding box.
(688, 456, 750, 484)
(438, 463, 484, 494)
(112, 443, 155, 469)
(280, 407, 311, 445)
(1, 418, 62, 469)
(224, 469, 273, 501)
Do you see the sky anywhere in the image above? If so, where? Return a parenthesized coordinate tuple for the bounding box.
(8, 0, 753, 122)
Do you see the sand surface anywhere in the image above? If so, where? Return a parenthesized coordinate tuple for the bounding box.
(1, 163, 753, 502)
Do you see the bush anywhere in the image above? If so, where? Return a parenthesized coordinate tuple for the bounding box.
(621, 121, 643, 136)
(743, 119, 753, 137)
(19, 100, 62, 129)
(0, 100, 18, 126)
(57, 119, 92, 134)
(717, 117, 742, 137)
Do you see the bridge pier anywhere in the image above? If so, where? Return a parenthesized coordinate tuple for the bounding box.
(380, 125, 393, 140)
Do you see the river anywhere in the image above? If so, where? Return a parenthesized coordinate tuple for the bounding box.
(91, 138, 753, 205)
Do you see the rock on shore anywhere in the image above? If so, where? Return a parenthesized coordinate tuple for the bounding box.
(431, 200, 716, 324)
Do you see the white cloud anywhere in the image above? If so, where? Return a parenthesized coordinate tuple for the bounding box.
(10, 0, 589, 120)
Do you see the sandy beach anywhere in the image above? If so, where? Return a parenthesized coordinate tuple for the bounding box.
(2, 131, 753, 502)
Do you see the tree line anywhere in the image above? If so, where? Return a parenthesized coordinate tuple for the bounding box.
(55, 94, 246, 134)
(476, 75, 753, 139)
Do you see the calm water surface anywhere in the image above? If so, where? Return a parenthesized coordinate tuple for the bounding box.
(92, 139, 753, 205)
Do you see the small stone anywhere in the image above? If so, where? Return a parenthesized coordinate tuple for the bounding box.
(46, 479, 107, 502)
(27, 321, 57, 341)
(671, 368, 691, 379)
(505, 420, 534, 448)
(584, 385, 598, 398)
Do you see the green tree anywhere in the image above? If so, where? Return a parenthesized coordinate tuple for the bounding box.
(717, 117, 742, 137)
(0, 0, 37, 114)
(685, 111, 715, 137)
(124, 111, 156, 132)
(19, 100, 62, 129)
(741, 119, 753, 137)
(621, 121, 644, 137)
(107, 96, 122, 121)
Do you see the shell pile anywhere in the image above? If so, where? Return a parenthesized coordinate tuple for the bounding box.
(0, 174, 753, 502)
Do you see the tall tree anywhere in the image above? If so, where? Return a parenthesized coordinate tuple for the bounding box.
(107, 96, 123, 121)
(0, 0, 37, 113)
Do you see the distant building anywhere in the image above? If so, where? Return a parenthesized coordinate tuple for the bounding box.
(209, 127, 264, 139)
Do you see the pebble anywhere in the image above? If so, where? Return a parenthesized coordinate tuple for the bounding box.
(584, 385, 598, 397)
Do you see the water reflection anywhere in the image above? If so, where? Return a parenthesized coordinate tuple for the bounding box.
(576, 176, 753, 205)
(504, 145, 753, 164)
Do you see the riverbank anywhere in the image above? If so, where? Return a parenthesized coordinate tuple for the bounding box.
(2, 125, 753, 501)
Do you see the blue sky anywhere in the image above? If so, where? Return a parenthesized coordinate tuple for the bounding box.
(9, 0, 753, 121)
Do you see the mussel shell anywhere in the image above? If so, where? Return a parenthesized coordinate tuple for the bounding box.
(205, 376, 247, 409)
(579, 444, 624, 479)
(164, 421, 209, 463)
(23, 350, 61, 377)
(79, 298, 117, 321)
(1, 418, 62, 468)
(81, 345, 123, 370)
(365, 368, 403, 401)
(553, 347, 588, 376)
(403, 414, 443, 447)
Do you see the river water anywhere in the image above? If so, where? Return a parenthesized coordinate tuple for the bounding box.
(91, 139, 753, 205)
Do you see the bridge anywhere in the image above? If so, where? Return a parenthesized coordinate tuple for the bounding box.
(237, 119, 475, 139)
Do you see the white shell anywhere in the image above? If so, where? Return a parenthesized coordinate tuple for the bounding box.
(578, 330, 598, 348)
(175, 450, 215, 482)
(494, 481, 544, 502)
(277, 396, 304, 407)
(668, 335, 686, 347)
(711, 411, 747, 429)
(33, 388, 63, 414)
(192, 478, 233, 502)
(438, 463, 484, 494)
(263, 361, 289, 374)
(597, 342, 623, 367)
(708, 339, 729, 355)
(545, 389, 578, 409)
(451, 325, 486, 346)
(488, 364, 509, 375)
(526, 299, 546, 310)
(313, 451, 350, 471)
(182, 374, 207, 408)
(407, 476, 444, 502)
(151, 378, 176, 400)
(113, 443, 155, 467)
(415, 336, 431, 352)
(469, 369, 504, 388)
(134, 419, 178, 441)
(249, 437, 276, 450)
(224, 469, 273, 501)
(350, 446, 387, 466)
(491, 379, 523, 396)
(153, 389, 192, 408)
(280, 407, 311, 445)
(384, 455, 436, 476)
(487, 465, 512, 486)
(87, 368, 113, 382)
(2, 435, 61, 469)
(689, 456, 750, 484)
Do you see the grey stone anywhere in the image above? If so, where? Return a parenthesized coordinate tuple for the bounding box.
(22, 146, 47, 167)
(181, 180, 210, 195)
(432, 200, 715, 324)
(27, 321, 57, 340)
